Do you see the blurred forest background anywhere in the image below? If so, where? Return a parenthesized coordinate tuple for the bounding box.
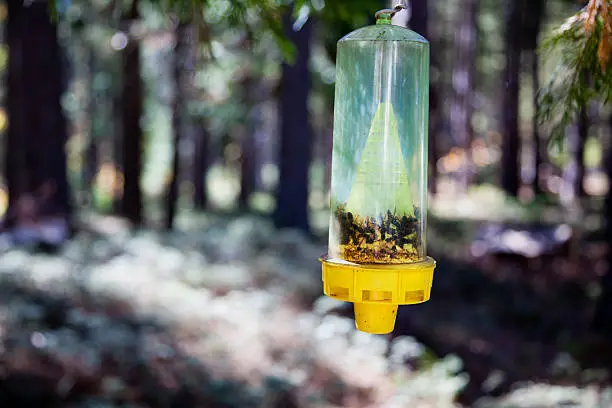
(0, 0, 611, 407)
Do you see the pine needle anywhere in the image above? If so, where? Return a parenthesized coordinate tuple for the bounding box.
(538, 0, 612, 148)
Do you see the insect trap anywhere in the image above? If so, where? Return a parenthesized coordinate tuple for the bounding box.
(320, 5, 436, 334)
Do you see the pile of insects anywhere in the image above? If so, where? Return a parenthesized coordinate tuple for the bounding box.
(333, 204, 422, 264)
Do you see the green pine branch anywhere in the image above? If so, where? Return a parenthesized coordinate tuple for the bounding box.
(48, 0, 384, 64)
(537, 0, 612, 148)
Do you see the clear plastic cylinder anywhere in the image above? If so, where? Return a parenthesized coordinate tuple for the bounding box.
(328, 17, 429, 264)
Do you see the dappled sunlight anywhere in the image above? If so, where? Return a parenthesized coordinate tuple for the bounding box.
(437, 139, 500, 176)
(431, 184, 534, 222)
(437, 147, 467, 174)
(0, 108, 7, 133)
(94, 163, 124, 199)
(0, 216, 472, 406)
(0, 186, 7, 218)
(0, 0, 610, 406)
(584, 170, 609, 196)
(249, 192, 276, 213)
(260, 163, 280, 191)
(207, 164, 241, 210)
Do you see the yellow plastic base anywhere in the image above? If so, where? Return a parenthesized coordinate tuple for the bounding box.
(320, 256, 436, 334)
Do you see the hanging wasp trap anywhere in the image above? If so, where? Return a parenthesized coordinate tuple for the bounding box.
(320, 5, 436, 334)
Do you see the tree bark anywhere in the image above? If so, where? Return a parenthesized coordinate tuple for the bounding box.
(84, 140, 98, 200)
(531, 51, 543, 194)
(192, 125, 209, 210)
(273, 11, 313, 232)
(165, 22, 190, 230)
(83, 47, 98, 202)
(120, 0, 144, 225)
(408, 0, 438, 194)
(592, 113, 612, 338)
(324, 118, 333, 196)
(576, 106, 588, 197)
(4, 0, 71, 226)
(500, 0, 523, 197)
(112, 81, 124, 213)
(408, 0, 427, 37)
(560, 105, 588, 204)
(449, 0, 477, 192)
(238, 75, 258, 210)
(525, 0, 545, 195)
(4, 0, 26, 221)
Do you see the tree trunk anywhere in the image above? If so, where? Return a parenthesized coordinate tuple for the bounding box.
(238, 75, 258, 210)
(531, 50, 543, 194)
(408, 0, 427, 36)
(273, 11, 313, 232)
(120, 0, 144, 225)
(592, 113, 612, 338)
(576, 106, 588, 197)
(84, 141, 98, 200)
(524, 0, 545, 195)
(4, 0, 71, 227)
(238, 129, 256, 210)
(192, 125, 209, 210)
(324, 118, 333, 196)
(449, 0, 477, 192)
(165, 22, 190, 230)
(560, 106, 588, 204)
(408, 0, 438, 194)
(500, 0, 523, 197)
(4, 0, 26, 222)
(112, 83, 124, 213)
(83, 47, 98, 203)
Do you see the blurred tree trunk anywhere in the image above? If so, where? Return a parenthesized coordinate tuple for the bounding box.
(524, 0, 545, 195)
(449, 0, 477, 192)
(408, 0, 427, 56)
(500, 0, 524, 197)
(324, 117, 333, 195)
(4, 0, 26, 222)
(531, 52, 543, 194)
(165, 22, 190, 230)
(273, 12, 313, 232)
(408, 0, 438, 194)
(561, 106, 588, 204)
(238, 74, 258, 210)
(83, 48, 98, 203)
(4, 0, 71, 227)
(576, 106, 588, 197)
(192, 125, 209, 210)
(84, 141, 99, 199)
(120, 0, 144, 225)
(192, 25, 209, 211)
(112, 83, 124, 213)
(592, 113, 612, 338)
(428, 92, 440, 195)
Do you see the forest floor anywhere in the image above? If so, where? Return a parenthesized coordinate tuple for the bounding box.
(0, 211, 610, 407)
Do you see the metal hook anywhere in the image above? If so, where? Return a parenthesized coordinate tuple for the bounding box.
(375, 3, 407, 20)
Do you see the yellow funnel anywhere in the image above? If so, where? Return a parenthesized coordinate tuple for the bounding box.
(320, 256, 436, 334)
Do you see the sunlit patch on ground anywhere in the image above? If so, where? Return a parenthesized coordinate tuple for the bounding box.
(0, 217, 474, 407)
(0, 210, 610, 406)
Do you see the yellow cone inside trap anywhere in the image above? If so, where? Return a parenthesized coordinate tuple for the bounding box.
(345, 102, 413, 218)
